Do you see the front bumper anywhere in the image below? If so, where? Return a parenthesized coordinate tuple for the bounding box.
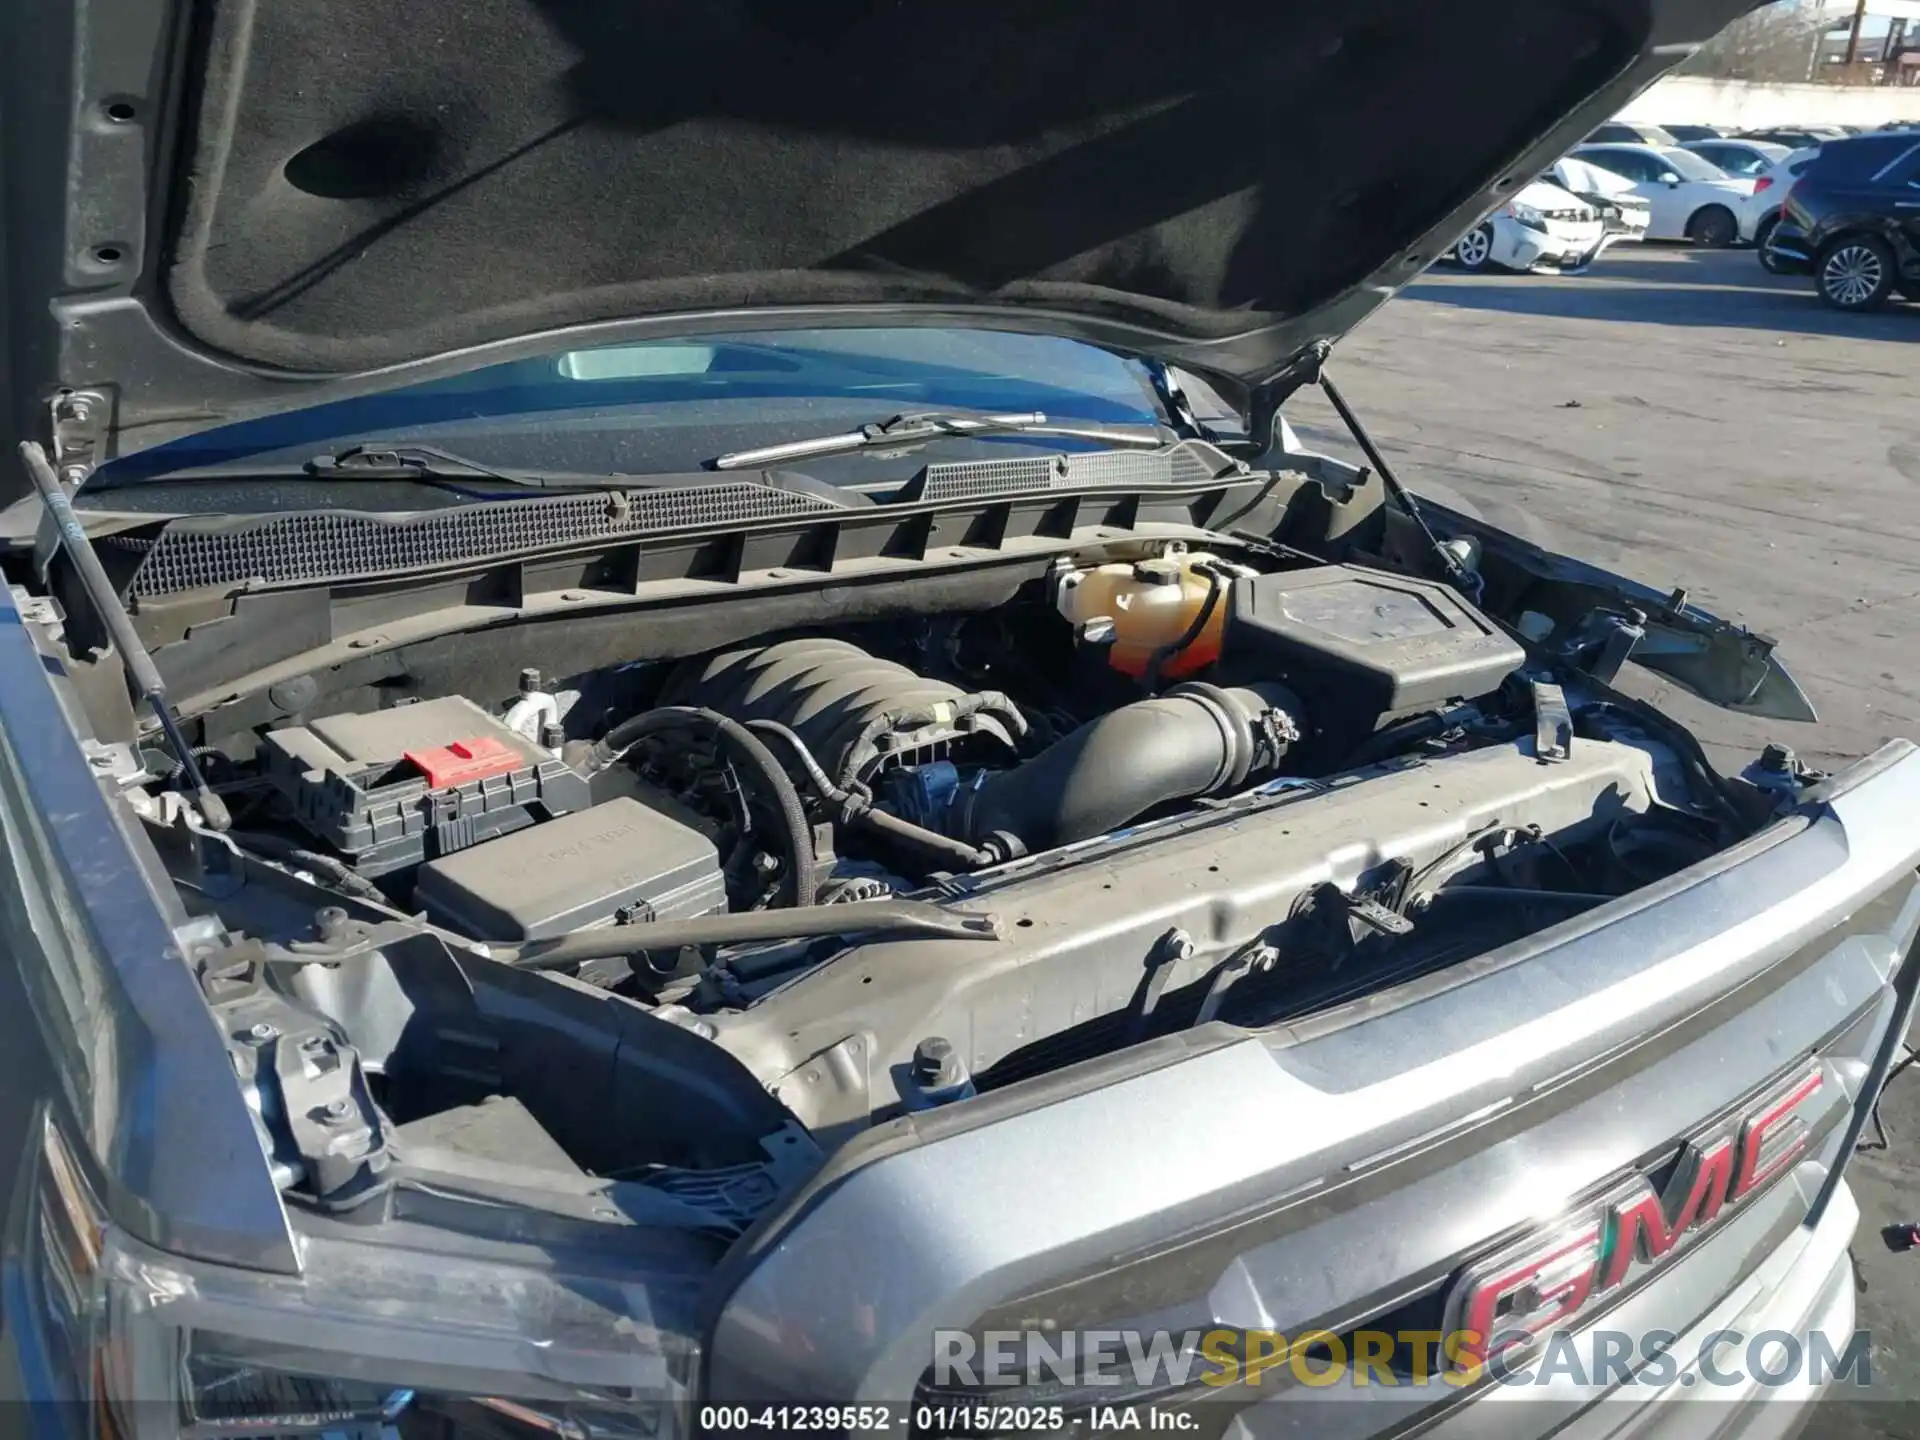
(1599, 204, 1651, 243)
(709, 742, 1920, 1435)
(1503, 220, 1613, 273)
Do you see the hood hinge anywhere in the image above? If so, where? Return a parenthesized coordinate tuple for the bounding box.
(1248, 340, 1333, 451)
(47, 390, 110, 485)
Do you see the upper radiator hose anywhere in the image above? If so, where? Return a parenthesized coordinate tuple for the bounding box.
(953, 682, 1302, 851)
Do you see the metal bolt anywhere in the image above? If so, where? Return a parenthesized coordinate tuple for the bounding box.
(539, 721, 565, 749)
(248, 1022, 278, 1042)
(519, 667, 542, 694)
(1158, 927, 1196, 963)
(912, 1036, 958, 1087)
(322, 1098, 354, 1122)
(752, 851, 782, 875)
(1760, 743, 1796, 773)
(1248, 944, 1280, 973)
(314, 906, 349, 940)
(61, 465, 89, 486)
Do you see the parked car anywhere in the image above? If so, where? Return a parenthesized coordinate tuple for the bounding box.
(1662, 123, 1726, 142)
(3, 1, 1911, 1436)
(1738, 125, 1849, 149)
(1682, 137, 1789, 178)
(1543, 155, 1655, 243)
(1747, 147, 1824, 271)
(1448, 179, 1609, 271)
(1569, 142, 1759, 244)
(1585, 120, 1680, 145)
(1765, 132, 1920, 309)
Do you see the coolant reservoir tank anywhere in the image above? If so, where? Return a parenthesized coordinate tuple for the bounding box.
(1057, 553, 1230, 680)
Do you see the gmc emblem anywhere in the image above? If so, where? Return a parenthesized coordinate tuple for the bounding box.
(1442, 1062, 1824, 1372)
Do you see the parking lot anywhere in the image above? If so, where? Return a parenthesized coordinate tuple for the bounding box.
(1291, 245, 1919, 775)
(1292, 243, 1920, 1430)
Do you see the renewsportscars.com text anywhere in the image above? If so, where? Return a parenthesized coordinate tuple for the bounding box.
(931, 1327, 1872, 1391)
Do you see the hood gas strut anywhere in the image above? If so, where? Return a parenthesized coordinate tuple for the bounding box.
(1316, 371, 1480, 600)
(17, 441, 232, 830)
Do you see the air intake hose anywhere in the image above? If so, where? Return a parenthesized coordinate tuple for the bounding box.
(954, 683, 1302, 851)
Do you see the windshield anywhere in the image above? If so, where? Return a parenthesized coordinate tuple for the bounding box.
(1659, 148, 1730, 182)
(93, 328, 1167, 488)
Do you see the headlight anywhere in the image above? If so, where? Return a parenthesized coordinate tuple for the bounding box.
(20, 1115, 703, 1439)
(1506, 202, 1546, 229)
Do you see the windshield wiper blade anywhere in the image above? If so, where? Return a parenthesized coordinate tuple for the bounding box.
(711, 411, 1170, 471)
(304, 443, 643, 490)
(498, 898, 1000, 971)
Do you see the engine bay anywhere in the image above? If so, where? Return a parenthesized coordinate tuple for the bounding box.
(79, 525, 1767, 1232)
(214, 549, 1532, 937)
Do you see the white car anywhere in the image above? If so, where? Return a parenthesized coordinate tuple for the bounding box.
(1743, 146, 1822, 268)
(1544, 156, 1653, 244)
(1568, 143, 1759, 245)
(1680, 137, 1789, 179)
(1449, 179, 1608, 273)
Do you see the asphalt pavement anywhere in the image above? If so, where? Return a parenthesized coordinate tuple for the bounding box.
(1289, 244, 1920, 1432)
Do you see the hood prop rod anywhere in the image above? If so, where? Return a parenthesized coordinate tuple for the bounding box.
(17, 442, 231, 831)
(1316, 372, 1478, 600)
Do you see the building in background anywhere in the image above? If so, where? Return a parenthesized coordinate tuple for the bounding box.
(1813, 1, 1920, 84)
(1678, 0, 1919, 85)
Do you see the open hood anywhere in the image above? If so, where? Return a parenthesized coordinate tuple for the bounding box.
(3, 0, 1757, 472)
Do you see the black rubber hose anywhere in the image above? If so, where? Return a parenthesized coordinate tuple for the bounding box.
(746, 718, 999, 870)
(1416, 886, 1606, 911)
(589, 706, 817, 906)
(745, 718, 851, 804)
(1141, 560, 1231, 690)
(857, 805, 999, 870)
(959, 683, 1299, 851)
(1342, 710, 1453, 770)
(227, 831, 389, 903)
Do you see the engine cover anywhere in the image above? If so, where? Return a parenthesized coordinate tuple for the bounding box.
(663, 637, 1023, 785)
